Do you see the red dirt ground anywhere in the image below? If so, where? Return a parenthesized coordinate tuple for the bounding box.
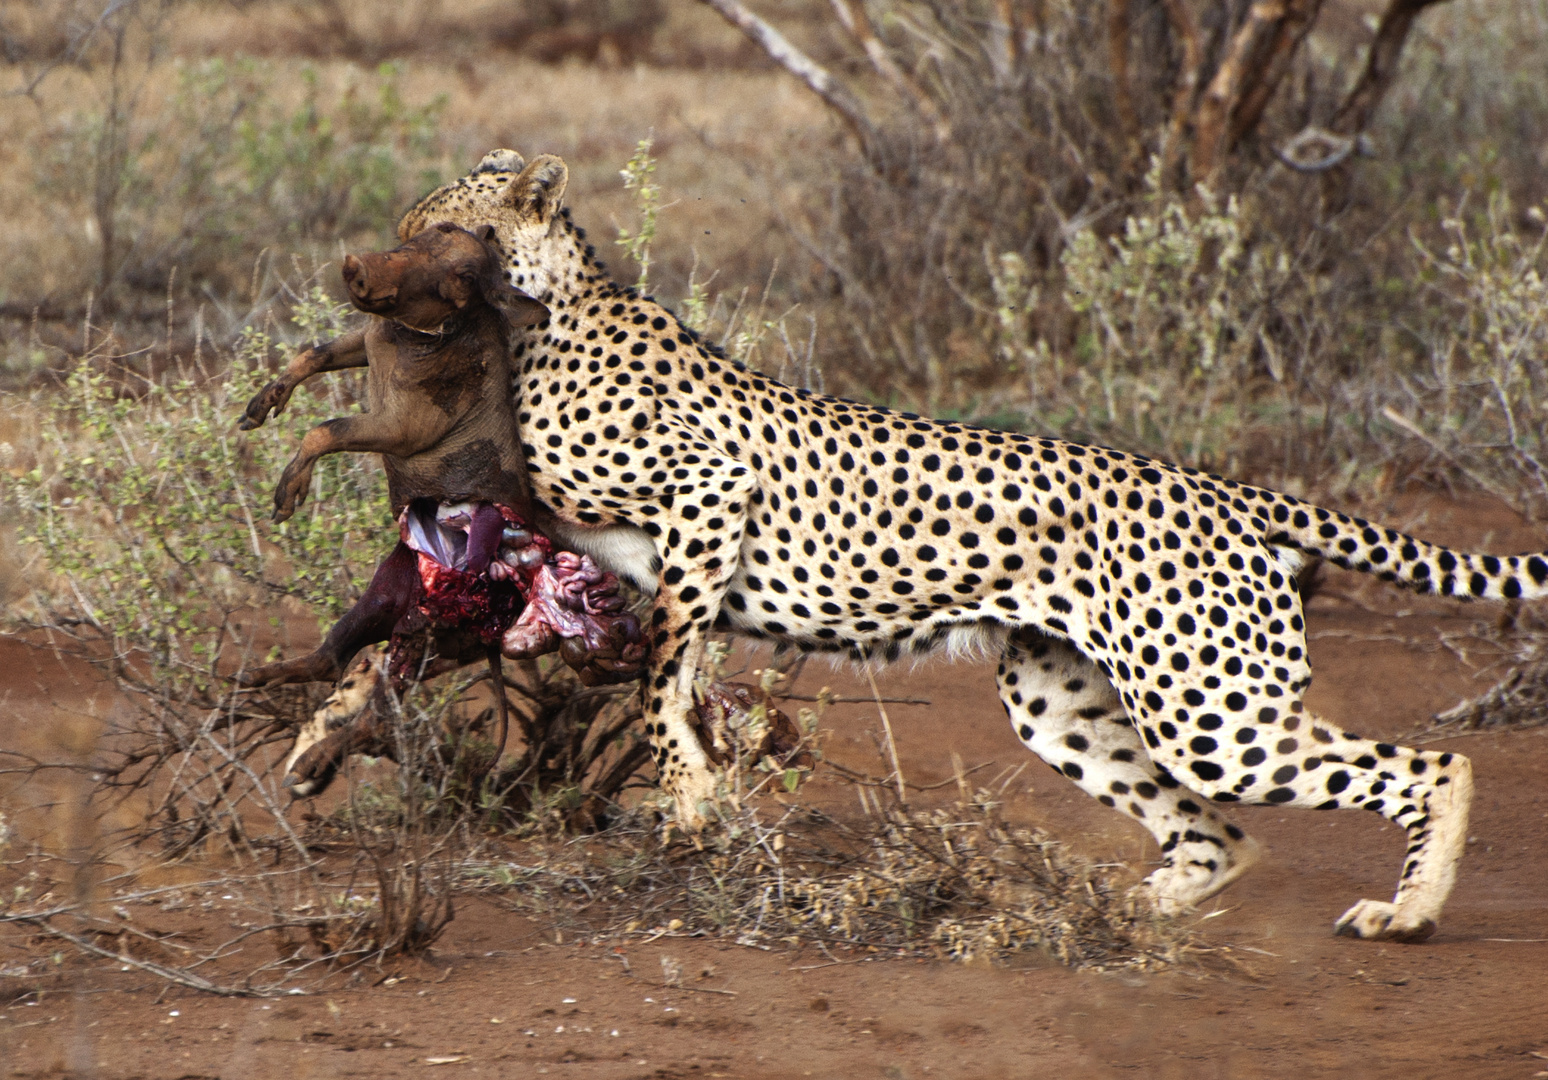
(4, 492, 1548, 1079)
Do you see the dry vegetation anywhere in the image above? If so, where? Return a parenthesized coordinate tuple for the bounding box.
(465, 790, 1202, 972)
(3, 0, 1548, 997)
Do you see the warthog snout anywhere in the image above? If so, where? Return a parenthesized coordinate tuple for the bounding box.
(341, 252, 402, 313)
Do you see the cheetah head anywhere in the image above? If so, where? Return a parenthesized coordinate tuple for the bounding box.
(398, 150, 574, 302)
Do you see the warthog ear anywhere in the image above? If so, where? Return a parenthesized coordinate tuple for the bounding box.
(505, 154, 568, 226)
(483, 277, 549, 328)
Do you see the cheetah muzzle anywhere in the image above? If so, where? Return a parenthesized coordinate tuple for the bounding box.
(389, 148, 1540, 943)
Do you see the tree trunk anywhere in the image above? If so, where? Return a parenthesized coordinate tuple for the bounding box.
(1191, 0, 1324, 183)
(1331, 0, 1453, 136)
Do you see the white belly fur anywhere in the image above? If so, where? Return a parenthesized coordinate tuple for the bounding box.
(538, 513, 661, 595)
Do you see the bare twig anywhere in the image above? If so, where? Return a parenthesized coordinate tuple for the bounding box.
(824, 757, 991, 793)
(865, 668, 906, 804)
(6, 0, 142, 101)
(13, 916, 279, 998)
(829, 0, 949, 140)
(651, 981, 737, 996)
(778, 693, 931, 705)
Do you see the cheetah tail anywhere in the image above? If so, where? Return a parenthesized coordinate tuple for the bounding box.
(1268, 499, 1548, 602)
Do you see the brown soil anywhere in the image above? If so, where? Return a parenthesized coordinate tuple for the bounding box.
(4, 492, 1548, 1079)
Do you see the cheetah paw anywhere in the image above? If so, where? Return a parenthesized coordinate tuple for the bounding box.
(668, 768, 719, 833)
(1139, 835, 1262, 916)
(1333, 899, 1437, 943)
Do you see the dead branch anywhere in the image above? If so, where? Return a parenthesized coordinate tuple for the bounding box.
(1274, 127, 1369, 172)
(829, 0, 949, 140)
(1159, 0, 1202, 183)
(588, 735, 654, 803)
(1227, 0, 1326, 150)
(1191, 3, 1275, 180)
(778, 693, 931, 705)
(696, 0, 879, 161)
(990, 0, 1021, 79)
(825, 758, 994, 793)
(12, 914, 278, 997)
(1106, 0, 1141, 167)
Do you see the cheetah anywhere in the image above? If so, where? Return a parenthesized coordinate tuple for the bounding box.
(392, 148, 1544, 942)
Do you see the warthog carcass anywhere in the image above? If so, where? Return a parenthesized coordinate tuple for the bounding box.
(238, 222, 646, 793)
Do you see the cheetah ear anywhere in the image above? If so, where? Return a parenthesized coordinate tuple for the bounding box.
(472, 148, 525, 176)
(505, 154, 568, 226)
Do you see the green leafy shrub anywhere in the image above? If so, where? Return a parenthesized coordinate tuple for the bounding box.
(1057, 172, 1295, 467)
(1394, 195, 1548, 517)
(7, 288, 385, 691)
(0, 282, 386, 860)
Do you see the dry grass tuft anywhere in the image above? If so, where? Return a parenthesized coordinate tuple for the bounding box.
(1426, 633, 1548, 734)
(468, 789, 1203, 973)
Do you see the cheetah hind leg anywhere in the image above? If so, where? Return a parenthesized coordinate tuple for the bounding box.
(1127, 775, 1261, 915)
(1332, 747, 1474, 942)
(996, 633, 1259, 916)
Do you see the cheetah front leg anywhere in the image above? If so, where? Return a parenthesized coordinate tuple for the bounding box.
(634, 440, 759, 829)
(997, 631, 1260, 914)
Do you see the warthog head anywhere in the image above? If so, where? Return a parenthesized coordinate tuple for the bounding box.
(341, 221, 548, 333)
